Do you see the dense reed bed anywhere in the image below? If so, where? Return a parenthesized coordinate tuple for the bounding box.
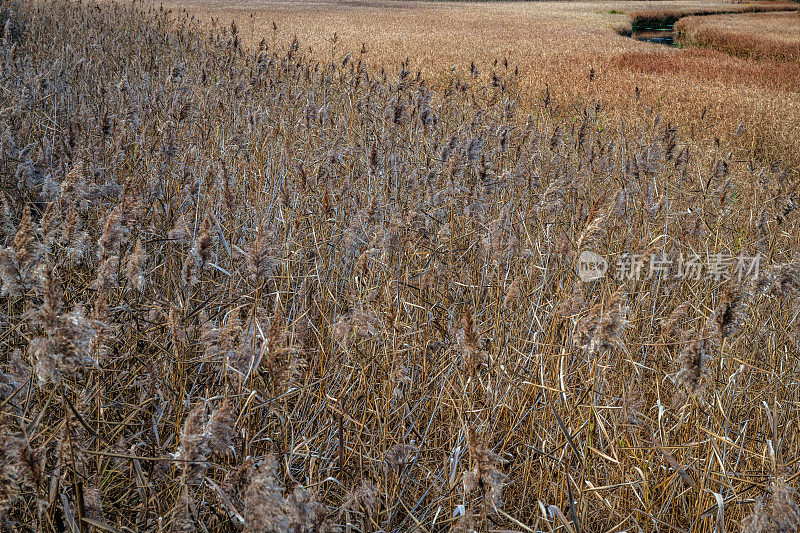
(627, 2, 796, 30)
(675, 11, 800, 62)
(154, 0, 800, 170)
(0, 1, 799, 532)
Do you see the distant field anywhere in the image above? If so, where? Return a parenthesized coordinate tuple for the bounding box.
(676, 11, 800, 61)
(153, 0, 800, 167)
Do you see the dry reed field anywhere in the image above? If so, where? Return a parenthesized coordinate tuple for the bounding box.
(627, 2, 795, 28)
(148, 0, 800, 167)
(675, 11, 800, 61)
(1, 0, 800, 532)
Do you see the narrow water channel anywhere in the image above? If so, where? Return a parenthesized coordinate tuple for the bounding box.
(632, 28, 676, 45)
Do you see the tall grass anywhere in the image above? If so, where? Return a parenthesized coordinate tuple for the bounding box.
(675, 12, 800, 62)
(0, 1, 799, 531)
(163, 0, 800, 169)
(628, 2, 797, 30)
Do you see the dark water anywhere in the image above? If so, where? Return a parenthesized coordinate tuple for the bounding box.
(633, 29, 675, 46)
